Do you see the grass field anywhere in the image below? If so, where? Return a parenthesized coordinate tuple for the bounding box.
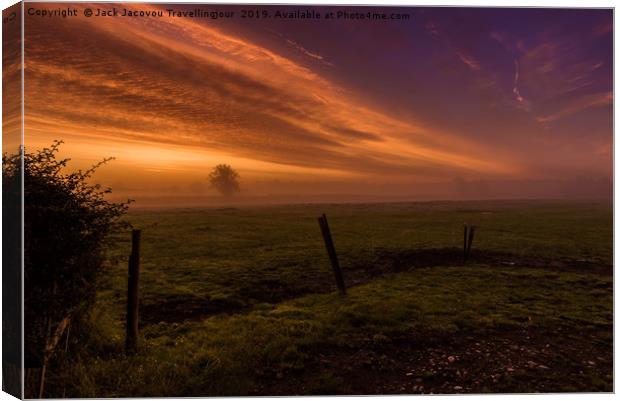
(47, 200, 613, 396)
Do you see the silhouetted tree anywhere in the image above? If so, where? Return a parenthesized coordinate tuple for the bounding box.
(3, 140, 131, 396)
(208, 164, 240, 197)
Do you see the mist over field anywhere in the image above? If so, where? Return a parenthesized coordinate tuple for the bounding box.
(107, 177, 612, 208)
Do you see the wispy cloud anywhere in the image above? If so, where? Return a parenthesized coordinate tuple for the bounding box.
(518, 35, 610, 102)
(456, 52, 480, 70)
(267, 28, 333, 67)
(24, 3, 515, 182)
(285, 38, 333, 66)
(512, 59, 529, 110)
(536, 91, 612, 123)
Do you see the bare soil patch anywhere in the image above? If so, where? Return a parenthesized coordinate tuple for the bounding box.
(254, 326, 613, 394)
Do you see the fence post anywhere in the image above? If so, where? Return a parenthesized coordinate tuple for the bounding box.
(463, 224, 476, 264)
(126, 229, 141, 353)
(318, 214, 346, 295)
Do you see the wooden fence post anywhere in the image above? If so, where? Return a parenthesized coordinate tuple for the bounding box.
(463, 224, 476, 264)
(318, 214, 346, 295)
(126, 229, 141, 353)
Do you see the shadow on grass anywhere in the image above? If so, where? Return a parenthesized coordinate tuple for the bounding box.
(139, 247, 611, 325)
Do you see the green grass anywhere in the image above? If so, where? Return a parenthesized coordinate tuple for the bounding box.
(101, 200, 612, 320)
(48, 200, 612, 396)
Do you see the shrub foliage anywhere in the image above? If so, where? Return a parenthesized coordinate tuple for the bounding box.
(3, 141, 130, 368)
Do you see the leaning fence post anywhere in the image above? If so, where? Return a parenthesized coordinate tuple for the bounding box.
(126, 229, 141, 353)
(318, 214, 346, 295)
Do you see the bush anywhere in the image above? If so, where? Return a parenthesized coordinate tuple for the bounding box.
(2, 141, 131, 369)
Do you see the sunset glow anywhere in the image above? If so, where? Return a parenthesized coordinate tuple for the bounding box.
(21, 4, 613, 205)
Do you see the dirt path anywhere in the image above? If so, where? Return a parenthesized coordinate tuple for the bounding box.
(254, 326, 613, 394)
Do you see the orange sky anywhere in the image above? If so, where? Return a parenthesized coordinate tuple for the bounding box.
(17, 4, 613, 205)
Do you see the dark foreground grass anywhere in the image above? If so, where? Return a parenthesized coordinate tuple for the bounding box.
(45, 200, 612, 396)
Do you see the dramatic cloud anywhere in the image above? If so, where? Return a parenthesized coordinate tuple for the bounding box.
(21, 4, 612, 203)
